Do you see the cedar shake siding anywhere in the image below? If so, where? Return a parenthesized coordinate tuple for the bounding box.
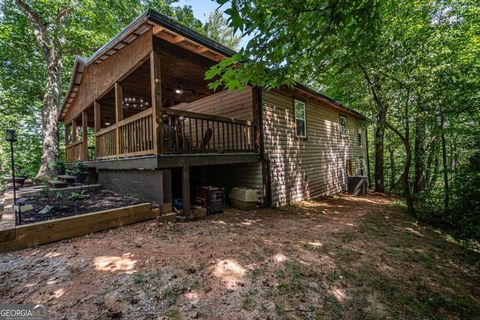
(262, 89, 368, 207)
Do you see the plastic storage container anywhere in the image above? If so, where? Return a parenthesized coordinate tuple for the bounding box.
(229, 187, 258, 210)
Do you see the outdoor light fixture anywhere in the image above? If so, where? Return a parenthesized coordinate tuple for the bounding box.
(122, 96, 149, 110)
(6, 129, 17, 142)
(175, 81, 184, 95)
(5, 129, 19, 224)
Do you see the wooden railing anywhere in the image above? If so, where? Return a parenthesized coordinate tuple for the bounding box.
(162, 109, 256, 153)
(66, 140, 84, 162)
(95, 126, 117, 159)
(91, 108, 256, 161)
(95, 108, 154, 160)
(118, 108, 154, 157)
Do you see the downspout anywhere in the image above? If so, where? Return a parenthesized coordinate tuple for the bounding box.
(256, 87, 272, 207)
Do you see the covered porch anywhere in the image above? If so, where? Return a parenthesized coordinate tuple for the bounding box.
(64, 37, 259, 164)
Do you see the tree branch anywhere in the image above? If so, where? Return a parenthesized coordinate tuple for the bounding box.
(55, 7, 71, 23)
(15, 0, 52, 54)
(386, 121, 407, 145)
(358, 62, 386, 112)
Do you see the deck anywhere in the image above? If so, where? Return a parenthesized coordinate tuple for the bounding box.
(82, 153, 260, 170)
(65, 103, 258, 166)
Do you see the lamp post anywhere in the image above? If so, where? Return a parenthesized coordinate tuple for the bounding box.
(5, 129, 18, 224)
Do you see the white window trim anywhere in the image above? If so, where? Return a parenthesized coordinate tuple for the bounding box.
(339, 115, 348, 137)
(294, 99, 307, 138)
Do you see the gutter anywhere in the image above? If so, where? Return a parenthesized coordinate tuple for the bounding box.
(147, 10, 236, 58)
(293, 83, 368, 121)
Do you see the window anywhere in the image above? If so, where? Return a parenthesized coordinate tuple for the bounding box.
(357, 128, 362, 146)
(346, 159, 353, 176)
(294, 99, 307, 137)
(359, 157, 365, 176)
(339, 115, 348, 136)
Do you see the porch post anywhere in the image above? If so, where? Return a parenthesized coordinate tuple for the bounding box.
(150, 46, 162, 155)
(115, 82, 123, 158)
(65, 123, 70, 146)
(82, 111, 88, 161)
(72, 118, 77, 143)
(93, 101, 101, 160)
(182, 165, 191, 217)
(94, 101, 101, 132)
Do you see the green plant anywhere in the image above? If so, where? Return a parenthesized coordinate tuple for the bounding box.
(38, 185, 51, 199)
(68, 190, 87, 201)
(162, 288, 178, 305)
(50, 159, 66, 171)
(72, 162, 86, 175)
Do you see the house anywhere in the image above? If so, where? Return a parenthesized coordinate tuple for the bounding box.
(59, 10, 369, 214)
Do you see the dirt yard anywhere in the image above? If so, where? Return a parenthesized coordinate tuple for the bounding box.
(1, 193, 479, 319)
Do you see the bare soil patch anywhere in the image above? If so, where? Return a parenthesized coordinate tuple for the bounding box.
(19, 190, 148, 225)
(1, 193, 479, 319)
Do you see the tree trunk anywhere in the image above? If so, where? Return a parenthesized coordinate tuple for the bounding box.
(15, 0, 63, 179)
(426, 138, 439, 189)
(387, 94, 415, 214)
(413, 109, 426, 194)
(388, 145, 395, 191)
(36, 52, 62, 178)
(357, 63, 386, 193)
(440, 111, 449, 210)
(401, 138, 415, 213)
(374, 109, 386, 193)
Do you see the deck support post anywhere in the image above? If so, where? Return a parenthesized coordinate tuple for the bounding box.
(82, 111, 88, 161)
(115, 82, 123, 158)
(182, 165, 191, 217)
(94, 101, 101, 160)
(150, 46, 163, 155)
(72, 118, 77, 143)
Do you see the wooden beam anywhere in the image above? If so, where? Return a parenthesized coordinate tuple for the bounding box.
(150, 48, 163, 155)
(196, 46, 209, 53)
(82, 111, 88, 161)
(115, 82, 123, 157)
(173, 35, 185, 44)
(153, 25, 164, 34)
(0, 203, 173, 253)
(94, 101, 101, 132)
(182, 165, 191, 217)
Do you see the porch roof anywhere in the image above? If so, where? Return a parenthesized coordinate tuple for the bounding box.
(60, 9, 367, 122)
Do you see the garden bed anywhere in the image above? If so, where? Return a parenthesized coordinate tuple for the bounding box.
(19, 189, 157, 225)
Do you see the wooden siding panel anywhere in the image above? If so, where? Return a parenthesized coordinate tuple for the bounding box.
(263, 89, 367, 206)
(64, 30, 153, 124)
(171, 87, 253, 121)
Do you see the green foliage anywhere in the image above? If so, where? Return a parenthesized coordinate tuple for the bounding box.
(71, 161, 85, 175)
(203, 9, 241, 50)
(447, 151, 480, 241)
(67, 190, 87, 201)
(50, 159, 65, 171)
(217, 0, 480, 240)
(208, 0, 379, 89)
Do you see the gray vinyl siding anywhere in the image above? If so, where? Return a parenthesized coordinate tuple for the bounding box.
(262, 89, 368, 207)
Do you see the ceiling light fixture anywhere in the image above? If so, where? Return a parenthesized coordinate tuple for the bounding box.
(175, 81, 184, 95)
(122, 96, 149, 110)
